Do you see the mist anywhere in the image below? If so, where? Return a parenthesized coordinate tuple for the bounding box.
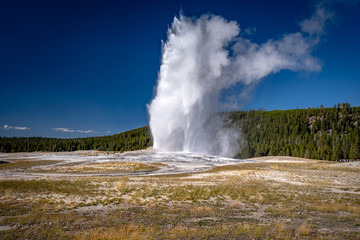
(148, 2, 335, 157)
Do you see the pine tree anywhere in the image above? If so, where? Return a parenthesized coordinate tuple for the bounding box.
(349, 141, 360, 159)
(333, 140, 344, 160)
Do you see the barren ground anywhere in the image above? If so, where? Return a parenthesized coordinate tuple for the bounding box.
(0, 150, 359, 239)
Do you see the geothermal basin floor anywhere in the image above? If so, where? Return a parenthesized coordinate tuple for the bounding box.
(0, 149, 250, 179)
(0, 150, 359, 239)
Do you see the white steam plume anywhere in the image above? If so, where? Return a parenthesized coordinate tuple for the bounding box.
(148, 3, 339, 157)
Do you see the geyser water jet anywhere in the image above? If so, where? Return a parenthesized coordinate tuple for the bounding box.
(149, 4, 333, 157)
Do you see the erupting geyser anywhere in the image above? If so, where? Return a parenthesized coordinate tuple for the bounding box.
(149, 5, 332, 157)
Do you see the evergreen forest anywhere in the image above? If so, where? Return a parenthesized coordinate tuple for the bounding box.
(0, 127, 152, 153)
(1, 103, 359, 161)
(231, 103, 360, 160)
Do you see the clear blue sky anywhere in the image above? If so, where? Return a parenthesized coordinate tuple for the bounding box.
(1, 0, 359, 138)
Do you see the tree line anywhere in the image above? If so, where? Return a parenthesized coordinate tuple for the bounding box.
(1, 103, 359, 161)
(0, 126, 152, 153)
(230, 103, 360, 160)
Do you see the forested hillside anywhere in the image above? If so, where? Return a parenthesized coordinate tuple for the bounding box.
(230, 103, 360, 161)
(1, 104, 360, 161)
(0, 126, 152, 153)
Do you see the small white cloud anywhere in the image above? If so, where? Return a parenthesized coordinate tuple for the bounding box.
(105, 131, 111, 134)
(76, 130, 94, 133)
(300, 6, 333, 35)
(3, 124, 30, 130)
(53, 128, 94, 133)
(244, 27, 256, 36)
(13, 126, 30, 130)
(53, 128, 75, 133)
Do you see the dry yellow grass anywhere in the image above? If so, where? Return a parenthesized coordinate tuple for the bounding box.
(117, 177, 129, 193)
(75, 224, 145, 240)
(307, 202, 360, 214)
(295, 223, 311, 237)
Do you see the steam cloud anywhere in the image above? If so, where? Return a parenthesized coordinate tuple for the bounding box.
(148, 2, 341, 157)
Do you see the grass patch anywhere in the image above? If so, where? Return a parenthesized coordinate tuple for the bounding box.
(307, 202, 360, 214)
(0, 180, 97, 196)
(0, 160, 60, 170)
